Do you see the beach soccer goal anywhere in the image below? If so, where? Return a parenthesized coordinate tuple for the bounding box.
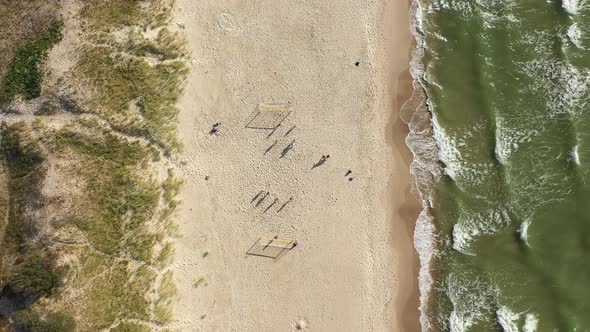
(245, 102, 293, 129)
(246, 237, 298, 261)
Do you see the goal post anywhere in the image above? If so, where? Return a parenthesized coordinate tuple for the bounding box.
(245, 102, 293, 129)
(246, 237, 298, 260)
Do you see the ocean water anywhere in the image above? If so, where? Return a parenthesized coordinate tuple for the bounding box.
(409, 0, 590, 330)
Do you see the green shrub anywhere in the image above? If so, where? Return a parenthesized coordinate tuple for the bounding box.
(8, 253, 60, 298)
(1, 22, 62, 102)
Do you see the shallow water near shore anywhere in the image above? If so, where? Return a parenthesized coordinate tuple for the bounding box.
(411, 0, 590, 330)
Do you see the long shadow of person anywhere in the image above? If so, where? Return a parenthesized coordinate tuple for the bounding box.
(277, 197, 293, 213)
(267, 123, 281, 138)
(252, 190, 265, 203)
(264, 198, 279, 213)
(284, 125, 296, 137)
(312, 155, 330, 169)
(280, 140, 295, 159)
(256, 192, 270, 207)
(264, 140, 278, 155)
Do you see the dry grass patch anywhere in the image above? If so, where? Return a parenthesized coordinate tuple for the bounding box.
(52, 123, 161, 262)
(70, 0, 189, 151)
(155, 270, 177, 323)
(80, 0, 174, 32)
(75, 252, 156, 330)
(74, 45, 188, 151)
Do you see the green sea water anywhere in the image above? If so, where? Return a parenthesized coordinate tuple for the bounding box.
(416, 0, 590, 330)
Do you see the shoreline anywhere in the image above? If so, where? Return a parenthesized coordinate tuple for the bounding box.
(387, 66, 422, 332)
(382, 0, 422, 331)
(402, 1, 444, 330)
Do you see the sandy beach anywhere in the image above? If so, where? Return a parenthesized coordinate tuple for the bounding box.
(170, 0, 419, 330)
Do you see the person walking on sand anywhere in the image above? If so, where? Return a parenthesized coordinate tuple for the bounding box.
(313, 154, 331, 169)
(210, 122, 221, 135)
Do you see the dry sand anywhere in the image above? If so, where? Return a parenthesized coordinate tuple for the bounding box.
(170, 0, 419, 331)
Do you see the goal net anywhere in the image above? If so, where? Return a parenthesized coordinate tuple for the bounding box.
(245, 102, 293, 129)
(246, 237, 297, 260)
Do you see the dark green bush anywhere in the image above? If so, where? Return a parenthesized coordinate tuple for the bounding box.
(1, 22, 62, 102)
(9, 253, 60, 298)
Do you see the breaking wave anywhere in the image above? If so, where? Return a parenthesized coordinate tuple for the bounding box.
(496, 307, 539, 332)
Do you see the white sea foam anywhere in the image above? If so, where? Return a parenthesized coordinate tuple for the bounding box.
(496, 307, 539, 332)
(572, 145, 580, 165)
(478, 0, 520, 28)
(567, 23, 585, 49)
(426, 0, 474, 16)
(563, 0, 581, 14)
(452, 207, 511, 254)
(511, 169, 574, 222)
(414, 208, 438, 331)
(497, 307, 521, 332)
(432, 117, 496, 188)
(449, 310, 473, 332)
(404, 2, 443, 331)
(425, 0, 519, 28)
(521, 30, 558, 55)
(520, 59, 590, 117)
(523, 313, 539, 332)
(495, 118, 539, 164)
(516, 58, 589, 210)
(446, 274, 498, 332)
(519, 219, 532, 247)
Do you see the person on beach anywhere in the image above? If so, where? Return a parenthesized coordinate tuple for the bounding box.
(313, 155, 331, 169)
(210, 122, 221, 135)
(345, 170, 352, 176)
